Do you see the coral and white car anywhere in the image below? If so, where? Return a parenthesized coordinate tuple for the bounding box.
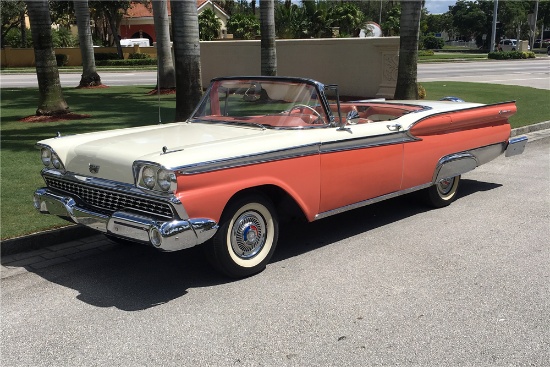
(34, 77, 527, 277)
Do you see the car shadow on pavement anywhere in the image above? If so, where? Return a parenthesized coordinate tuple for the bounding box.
(4, 178, 501, 312)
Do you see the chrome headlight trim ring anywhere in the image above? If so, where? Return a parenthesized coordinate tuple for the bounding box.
(38, 145, 65, 172)
(134, 162, 178, 194)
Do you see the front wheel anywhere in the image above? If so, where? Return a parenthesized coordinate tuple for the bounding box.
(204, 194, 279, 278)
(425, 175, 461, 208)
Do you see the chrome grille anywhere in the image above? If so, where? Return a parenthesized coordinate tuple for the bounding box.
(45, 176, 174, 218)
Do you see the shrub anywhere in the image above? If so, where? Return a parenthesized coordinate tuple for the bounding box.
(95, 58, 157, 66)
(421, 35, 444, 50)
(488, 51, 536, 60)
(128, 53, 150, 59)
(55, 54, 69, 66)
(418, 84, 426, 99)
(51, 28, 77, 47)
(2, 28, 33, 48)
(418, 50, 434, 57)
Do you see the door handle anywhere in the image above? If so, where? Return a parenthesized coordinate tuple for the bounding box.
(386, 124, 402, 131)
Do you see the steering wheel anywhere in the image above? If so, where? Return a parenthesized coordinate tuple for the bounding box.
(287, 104, 323, 124)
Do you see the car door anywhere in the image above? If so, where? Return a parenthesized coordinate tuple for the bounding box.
(317, 122, 405, 214)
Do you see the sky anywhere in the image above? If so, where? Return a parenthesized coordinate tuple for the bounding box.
(424, 0, 457, 15)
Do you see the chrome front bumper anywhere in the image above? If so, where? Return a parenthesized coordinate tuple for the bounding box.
(33, 188, 218, 252)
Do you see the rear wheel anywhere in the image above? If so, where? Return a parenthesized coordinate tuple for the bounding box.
(204, 194, 279, 278)
(425, 175, 461, 208)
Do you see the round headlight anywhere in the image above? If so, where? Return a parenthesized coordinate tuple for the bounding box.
(51, 153, 62, 169)
(142, 166, 156, 189)
(157, 169, 175, 192)
(41, 148, 52, 166)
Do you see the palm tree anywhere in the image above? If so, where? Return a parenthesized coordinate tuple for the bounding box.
(198, 8, 221, 41)
(171, 0, 203, 121)
(74, 0, 102, 87)
(260, 0, 277, 76)
(25, 0, 69, 115)
(394, 1, 422, 100)
(152, 0, 176, 91)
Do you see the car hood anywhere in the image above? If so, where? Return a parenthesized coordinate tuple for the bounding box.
(39, 122, 304, 184)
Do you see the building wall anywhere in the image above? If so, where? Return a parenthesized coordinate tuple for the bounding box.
(1, 37, 399, 98)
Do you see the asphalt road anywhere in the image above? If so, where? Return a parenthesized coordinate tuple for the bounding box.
(1, 58, 549, 89)
(2, 135, 549, 366)
(418, 58, 550, 90)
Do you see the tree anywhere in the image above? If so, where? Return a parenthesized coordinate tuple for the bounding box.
(331, 2, 366, 37)
(274, 2, 307, 39)
(152, 0, 176, 90)
(199, 8, 221, 41)
(74, 0, 102, 87)
(394, 0, 422, 100)
(1, 0, 25, 48)
(171, 0, 203, 121)
(260, 0, 276, 76)
(25, 0, 70, 115)
(226, 13, 259, 39)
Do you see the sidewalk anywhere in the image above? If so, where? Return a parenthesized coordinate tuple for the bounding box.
(1, 121, 549, 278)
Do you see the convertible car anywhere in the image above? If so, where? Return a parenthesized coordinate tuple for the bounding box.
(34, 76, 527, 277)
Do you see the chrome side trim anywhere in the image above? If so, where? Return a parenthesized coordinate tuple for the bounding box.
(319, 131, 411, 154)
(33, 188, 218, 252)
(176, 144, 320, 174)
(177, 133, 416, 175)
(505, 136, 528, 157)
(314, 183, 432, 220)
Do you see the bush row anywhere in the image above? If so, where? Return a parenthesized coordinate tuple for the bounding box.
(95, 58, 157, 66)
(488, 51, 536, 60)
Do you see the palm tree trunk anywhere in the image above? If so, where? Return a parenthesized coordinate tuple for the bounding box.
(152, 0, 176, 90)
(394, 0, 422, 100)
(74, 0, 102, 87)
(171, 0, 203, 121)
(260, 0, 277, 76)
(25, 0, 69, 115)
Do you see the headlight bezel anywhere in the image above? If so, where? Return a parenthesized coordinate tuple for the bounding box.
(39, 145, 65, 172)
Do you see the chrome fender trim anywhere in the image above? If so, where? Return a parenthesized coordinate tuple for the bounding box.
(433, 153, 478, 183)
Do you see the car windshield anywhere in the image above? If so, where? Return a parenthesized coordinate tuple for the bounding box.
(191, 78, 330, 128)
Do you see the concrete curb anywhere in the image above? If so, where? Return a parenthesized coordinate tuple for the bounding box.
(1, 122, 548, 256)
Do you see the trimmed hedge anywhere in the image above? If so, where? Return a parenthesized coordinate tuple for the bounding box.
(128, 53, 150, 59)
(488, 51, 536, 60)
(95, 58, 157, 66)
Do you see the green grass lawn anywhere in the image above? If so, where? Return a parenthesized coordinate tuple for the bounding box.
(1, 83, 548, 239)
(419, 53, 488, 62)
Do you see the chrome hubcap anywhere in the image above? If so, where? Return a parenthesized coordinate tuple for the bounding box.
(231, 210, 266, 259)
(438, 177, 454, 195)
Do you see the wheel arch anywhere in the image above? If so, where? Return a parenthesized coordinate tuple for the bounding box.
(224, 184, 308, 223)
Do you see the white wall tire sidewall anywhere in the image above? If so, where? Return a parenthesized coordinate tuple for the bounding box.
(226, 202, 275, 268)
(437, 176, 459, 202)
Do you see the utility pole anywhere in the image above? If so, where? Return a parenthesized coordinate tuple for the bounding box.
(490, 0, 498, 52)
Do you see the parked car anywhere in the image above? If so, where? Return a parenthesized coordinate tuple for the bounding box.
(33, 76, 527, 277)
(533, 39, 550, 48)
(498, 39, 530, 51)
